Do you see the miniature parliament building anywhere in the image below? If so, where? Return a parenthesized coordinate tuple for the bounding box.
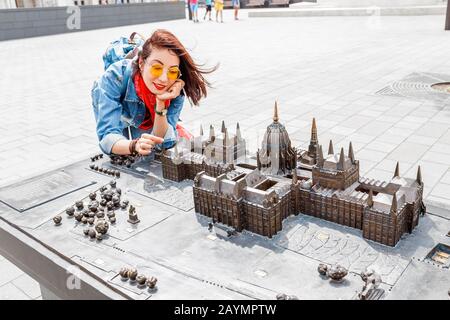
(160, 103, 426, 247)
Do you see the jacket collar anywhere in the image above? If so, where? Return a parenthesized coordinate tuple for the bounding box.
(123, 61, 141, 103)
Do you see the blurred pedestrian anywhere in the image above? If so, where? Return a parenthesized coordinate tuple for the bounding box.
(215, 0, 224, 23)
(190, 0, 200, 23)
(232, 0, 240, 20)
(204, 0, 213, 21)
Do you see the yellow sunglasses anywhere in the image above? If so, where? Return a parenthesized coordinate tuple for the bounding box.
(149, 63, 182, 81)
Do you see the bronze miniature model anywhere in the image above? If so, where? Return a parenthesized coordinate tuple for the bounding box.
(75, 201, 84, 210)
(146, 276, 157, 289)
(128, 205, 140, 224)
(53, 215, 62, 226)
(83, 228, 89, 236)
(95, 219, 109, 235)
(136, 274, 147, 286)
(127, 268, 138, 281)
(89, 192, 97, 201)
(74, 212, 83, 222)
(88, 228, 96, 239)
(183, 102, 425, 247)
(328, 265, 348, 282)
(109, 216, 116, 224)
(276, 293, 299, 300)
(317, 263, 328, 276)
(66, 207, 75, 217)
(358, 269, 382, 300)
(119, 267, 129, 279)
(110, 180, 117, 189)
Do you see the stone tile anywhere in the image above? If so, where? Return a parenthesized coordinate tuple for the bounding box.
(421, 151, 450, 166)
(428, 183, 450, 208)
(0, 258, 24, 287)
(386, 142, 429, 163)
(440, 171, 450, 185)
(404, 160, 449, 197)
(417, 122, 450, 138)
(0, 283, 30, 300)
(375, 159, 413, 175)
(365, 140, 397, 153)
(356, 148, 387, 162)
(11, 274, 41, 300)
(357, 120, 393, 136)
(328, 126, 356, 136)
(405, 135, 438, 146)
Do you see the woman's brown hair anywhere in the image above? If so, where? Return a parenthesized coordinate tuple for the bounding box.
(132, 29, 216, 106)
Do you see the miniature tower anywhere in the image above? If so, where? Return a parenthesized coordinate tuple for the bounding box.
(348, 142, 355, 163)
(390, 192, 398, 215)
(221, 120, 226, 134)
(273, 101, 279, 123)
(394, 162, 400, 178)
(257, 101, 296, 175)
(328, 140, 334, 155)
(337, 147, 345, 171)
(317, 145, 324, 168)
(236, 122, 242, 141)
(209, 125, 215, 143)
(367, 189, 374, 207)
(307, 118, 319, 164)
(416, 166, 422, 185)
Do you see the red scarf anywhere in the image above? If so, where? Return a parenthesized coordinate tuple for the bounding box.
(134, 72, 170, 130)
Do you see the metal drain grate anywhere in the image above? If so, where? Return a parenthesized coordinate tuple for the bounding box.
(375, 72, 450, 104)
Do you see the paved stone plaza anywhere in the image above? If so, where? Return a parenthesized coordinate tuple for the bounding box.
(0, 9, 449, 299)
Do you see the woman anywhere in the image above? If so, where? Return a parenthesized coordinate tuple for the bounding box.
(92, 29, 214, 156)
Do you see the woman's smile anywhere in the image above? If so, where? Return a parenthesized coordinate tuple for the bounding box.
(152, 82, 166, 91)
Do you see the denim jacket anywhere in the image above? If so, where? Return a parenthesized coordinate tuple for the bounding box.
(91, 59, 184, 155)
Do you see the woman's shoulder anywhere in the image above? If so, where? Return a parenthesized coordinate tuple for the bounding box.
(99, 59, 134, 89)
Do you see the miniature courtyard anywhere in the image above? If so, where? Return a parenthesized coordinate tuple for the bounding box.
(0, 8, 450, 300)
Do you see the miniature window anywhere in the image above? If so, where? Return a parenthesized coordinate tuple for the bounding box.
(425, 243, 450, 267)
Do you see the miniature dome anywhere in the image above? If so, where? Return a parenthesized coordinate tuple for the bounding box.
(257, 102, 296, 175)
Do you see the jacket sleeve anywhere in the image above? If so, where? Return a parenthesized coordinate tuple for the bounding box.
(152, 94, 185, 150)
(91, 63, 127, 155)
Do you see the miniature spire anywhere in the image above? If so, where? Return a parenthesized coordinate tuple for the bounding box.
(348, 141, 355, 163)
(273, 101, 279, 123)
(317, 144, 324, 168)
(416, 166, 422, 185)
(390, 192, 398, 215)
(236, 122, 242, 141)
(328, 140, 334, 155)
(223, 128, 228, 146)
(310, 118, 318, 144)
(221, 120, 226, 133)
(337, 147, 345, 170)
(209, 125, 215, 141)
(393, 161, 400, 178)
(257, 149, 261, 170)
(292, 168, 298, 184)
(367, 189, 374, 207)
(200, 124, 204, 136)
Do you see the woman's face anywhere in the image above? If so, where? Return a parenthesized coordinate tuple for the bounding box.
(139, 47, 180, 95)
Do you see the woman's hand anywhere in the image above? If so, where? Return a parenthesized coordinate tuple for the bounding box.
(135, 134, 164, 156)
(156, 79, 185, 104)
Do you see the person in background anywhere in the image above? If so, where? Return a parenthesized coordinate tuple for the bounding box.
(204, 0, 213, 21)
(232, 0, 240, 20)
(190, 0, 200, 23)
(215, 0, 224, 23)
